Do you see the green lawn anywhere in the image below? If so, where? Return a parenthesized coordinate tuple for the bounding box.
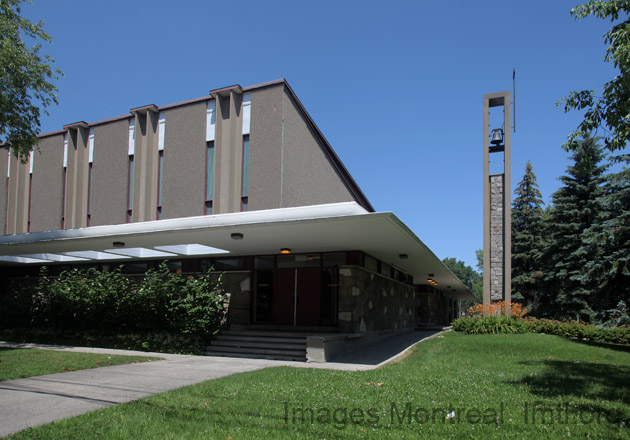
(0, 347, 160, 381)
(8, 332, 630, 439)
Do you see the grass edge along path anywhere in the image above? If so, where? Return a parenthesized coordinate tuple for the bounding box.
(8, 332, 630, 439)
(0, 347, 161, 381)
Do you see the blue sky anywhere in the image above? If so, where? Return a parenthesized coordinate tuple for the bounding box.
(21, 0, 622, 269)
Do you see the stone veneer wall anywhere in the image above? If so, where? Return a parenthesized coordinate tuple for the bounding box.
(337, 265, 415, 333)
(490, 174, 504, 301)
(416, 293, 450, 325)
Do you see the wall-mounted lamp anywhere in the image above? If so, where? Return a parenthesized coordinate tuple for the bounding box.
(280, 248, 291, 254)
(231, 233, 244, 240)
(113, 241, 125, 248)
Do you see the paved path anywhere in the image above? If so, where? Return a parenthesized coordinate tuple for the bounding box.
(0, 330, 443, 437)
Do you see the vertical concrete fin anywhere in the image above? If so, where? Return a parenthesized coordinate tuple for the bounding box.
(130, 105, 159, 222)
(62, 123, 90, 229)
(211, 86, 244, 214)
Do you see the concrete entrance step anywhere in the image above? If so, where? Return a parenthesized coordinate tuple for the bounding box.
(215, 334, 309, 345)
(243, 324, 338, 333)
(203, 350, 305, 362)
(220, 330, 314, 339)
(206, 327, 314, 361)
(205, 345, 305, 357)
(211, 339, 306, 350)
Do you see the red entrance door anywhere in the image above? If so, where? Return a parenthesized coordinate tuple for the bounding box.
(271, 268, 322, 326)
(296, 268, 321, 326)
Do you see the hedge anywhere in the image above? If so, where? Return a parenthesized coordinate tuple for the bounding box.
(0, 263, 227, 353)
(453, 316, 630, 345)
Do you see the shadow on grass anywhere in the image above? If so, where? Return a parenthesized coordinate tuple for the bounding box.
(130, 399, 383, 438)
(511, 359, 630, 423)
(568, 338, 630, 354)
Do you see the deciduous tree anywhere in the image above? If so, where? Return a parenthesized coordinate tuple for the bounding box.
(442, 257, 482, 301)
(0, 0, 62, 162)
(557, 0, 630, 154)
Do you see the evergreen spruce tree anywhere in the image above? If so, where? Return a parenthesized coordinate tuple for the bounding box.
(540, 136, 608, 321)
(579, 158, 630, 322)
(511, 161, 545, 309)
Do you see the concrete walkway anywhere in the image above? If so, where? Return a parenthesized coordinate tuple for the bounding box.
(0, 330, 443, 437)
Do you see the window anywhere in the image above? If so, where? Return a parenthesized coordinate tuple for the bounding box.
(25, 150, 34, 232)
(4, 151, 9, 234)
(127, 119, 135, 222)
(127, 155, 134, 222)
(205, 141, 214, 214)
(157, 112, 165, 219)
(61, 133, 68, 229)
(157, 151, 164, 219)
(87, 128, 94, 226)
(241, 134, 250, 211)
(364, 253, 379, 273)
(27, 172, 33, 231)
(323, 252, 347, 267)
(205, 100, 215, 215)
(277, 254, 321, 269)
(241, 93, 251, 212)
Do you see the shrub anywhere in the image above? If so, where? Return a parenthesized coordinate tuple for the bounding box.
(468, 301, 527, 318)
(30, 266, 134, 330)
(0, 327, 206, 355)
(170, 271, 226, 335)
(2, 262, 227, 349)
(455, 315, 630, 344)
(453, 316, 526, 334)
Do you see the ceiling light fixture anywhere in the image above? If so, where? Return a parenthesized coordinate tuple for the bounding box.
(231, 233, 244, 240)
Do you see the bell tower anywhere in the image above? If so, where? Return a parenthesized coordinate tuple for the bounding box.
(482, 91, 511, 312)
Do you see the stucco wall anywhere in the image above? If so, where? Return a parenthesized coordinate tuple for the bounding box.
(90, 119, 129, 226)
(30, 135, 64, 232)
(161, 102, 206, 219)
(337, 265, 415, 333)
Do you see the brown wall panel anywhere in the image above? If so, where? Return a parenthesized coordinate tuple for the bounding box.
(30, 135, 64, 232)
(281, 89, 355, 207)
(248, 85, 283, 211)
(161, 102, 206, 219)
(89, 119, 129, 226)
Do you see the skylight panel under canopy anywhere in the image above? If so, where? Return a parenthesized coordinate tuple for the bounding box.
(103, 247, 176, 258)
(154, 244, 229, 256)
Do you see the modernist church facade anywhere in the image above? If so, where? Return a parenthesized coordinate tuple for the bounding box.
(0, 79, 473, 358)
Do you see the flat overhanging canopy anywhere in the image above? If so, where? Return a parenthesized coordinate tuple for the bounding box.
(0, 203, 476, 301)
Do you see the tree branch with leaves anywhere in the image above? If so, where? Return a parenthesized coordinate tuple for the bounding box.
(557, 0, 630, 154)
(0, 0, 62, 162)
